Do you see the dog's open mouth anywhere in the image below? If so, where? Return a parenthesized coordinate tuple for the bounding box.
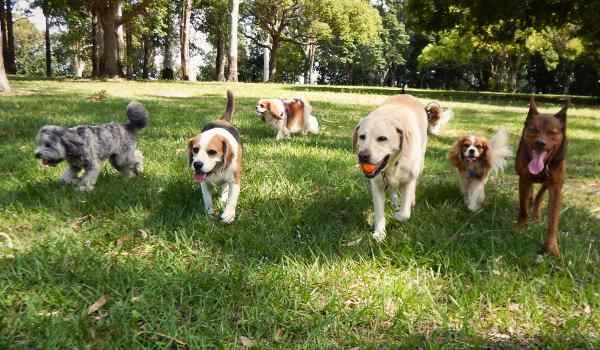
(465, 155, 478, 163)
(193, 171, 209, 183)
(359, 155, 389, 179)
(528, 150, 548, 175)
(40, 158, 61, 167)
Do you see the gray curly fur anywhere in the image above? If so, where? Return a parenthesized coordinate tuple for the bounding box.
(34, 101, 149, 191)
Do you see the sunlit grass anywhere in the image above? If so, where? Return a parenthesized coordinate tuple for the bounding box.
(0, 79, 599, 348)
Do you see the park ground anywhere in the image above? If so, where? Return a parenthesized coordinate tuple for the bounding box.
(0, 79, 599, 348)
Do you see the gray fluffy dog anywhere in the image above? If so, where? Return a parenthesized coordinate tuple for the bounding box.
(34, 101, 149, 191)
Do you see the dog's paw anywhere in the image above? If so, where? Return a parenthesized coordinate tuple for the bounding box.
(205, 207, 214, 216)
(513, 220, 528, 231)
(467, 203, 482, 212)
(78, 184, 94, 192)
(60, 176, 79, 185)
(220, 210, 236, 224)
(394, 210, 411, 222)
(544, 242, 560, 257)
(372, 229, 386, 242)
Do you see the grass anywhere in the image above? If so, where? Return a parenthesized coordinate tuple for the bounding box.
(1, 79, 599, 349)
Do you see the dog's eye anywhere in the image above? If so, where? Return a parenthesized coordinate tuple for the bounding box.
(359, 135, 366, 140)
(207, 149, 217, 156)
(259, 104, 264, 108)
(377, 136, 388, 142)
(192, 147, 199, 154)
(527, 127, 538, 134)
(44, 142, 52, 148)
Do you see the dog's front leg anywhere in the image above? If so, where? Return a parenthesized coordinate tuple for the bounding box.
(545, 182, 562, 256)
(200, 182, 214, 215)
(394, 179, 416, 221)
(515, 177, 532, 230)
(60, 165, 81, 185)
(370, 177, 386, 242)
(466, 179, 485, 211)
(78, 163, 100, 191)
(220, 183, 240, 224)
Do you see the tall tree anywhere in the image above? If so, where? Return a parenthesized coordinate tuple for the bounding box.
(0, 24, 9, 91)
(4, 0, 15, 73)
(1, 0, 7, 69)
(195, 0, 229, 81)
(43, 3, 52, 77)
(227, 0, 239, 81)
(180, 0, 192, 80)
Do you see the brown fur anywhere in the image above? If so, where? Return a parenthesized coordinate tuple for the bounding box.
(425, 103, 442, 124)
(515, 96, 568, 256)
(449, 136, 492, 179)
(284, 99, 305, 130)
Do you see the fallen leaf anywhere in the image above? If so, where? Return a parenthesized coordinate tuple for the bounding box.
(583, 304, 592, 315)
(0, 232, 14, 249)
(508, 303, 521, 312)
(137, 229, 149, 239)
(240, 336, 255, 348)
(344, 237, 363, 246)
(87, 295, 109, 315)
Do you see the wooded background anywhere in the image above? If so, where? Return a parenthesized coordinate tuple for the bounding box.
(1, 0, 599, 96)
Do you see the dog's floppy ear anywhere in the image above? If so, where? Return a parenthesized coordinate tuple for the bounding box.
(448, 138, 464, 170)
(527, 96, 538, 121)
(352, 124, 360, 151)
(187, 138, 196, 165)
(222, 139, 233, 168)
(60, 130, 83, 158)
(267, 100, 284, 120)
(396, 127, 411, 157)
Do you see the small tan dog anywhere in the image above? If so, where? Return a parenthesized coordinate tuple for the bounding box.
(449, 129, 510, 211)
(188, 91, 242, 223)
(255, 97, 319, 139)
(353, 95, 428, 241)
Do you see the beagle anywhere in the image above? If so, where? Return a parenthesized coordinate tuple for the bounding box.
(188, 90, 242, 223)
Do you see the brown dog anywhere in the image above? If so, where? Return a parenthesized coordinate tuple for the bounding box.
(515, 97, 568, 256)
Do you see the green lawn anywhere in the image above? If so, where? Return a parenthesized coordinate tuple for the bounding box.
(1, 79, 599, 349)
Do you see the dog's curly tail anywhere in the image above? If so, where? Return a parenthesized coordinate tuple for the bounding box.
(221, 90, 235, 122)
(125, 101, 149, 132)
(489, 128, 511, 174)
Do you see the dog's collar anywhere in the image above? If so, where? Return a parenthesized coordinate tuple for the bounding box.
(468, 170, 477, 178)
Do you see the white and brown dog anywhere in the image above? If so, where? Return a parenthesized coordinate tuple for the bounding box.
(425, 102, 453, 136)
(188, 91, 242, 223)
(255, 97, 319, 139)
(353, 95, 428, 242)
(449, 129, 510, 211)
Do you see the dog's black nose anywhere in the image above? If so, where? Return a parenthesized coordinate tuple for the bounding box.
(468, 148, 475, 155)
(534, 139, 546, 148)
(358, 151, 370, 163)
(34, 152, 41, 159)
(193, 161, 204, 172)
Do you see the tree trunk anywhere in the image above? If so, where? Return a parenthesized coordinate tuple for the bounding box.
(263, 39, 270, 82)
(4, 0, 15, 74)
(125, 21, 133, 78)
(268, 37, 279, 82)
(99, 5, 120, 78)
(0, 24, 9, 92)
(215, 32, 225, 81)
(227, 0, 239, 82)
(116, 3, 125, 75)
(304, 42, 316, 84)
(91, 11, 99, 77)
(142, 34, 151, 79)
(180, 0, 192, 81)
(161, 7, 174, 80)
(1, 0, 8, 69)
(44, 8, 52, 77)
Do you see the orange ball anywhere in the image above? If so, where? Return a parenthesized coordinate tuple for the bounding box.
(360, 163, 377, 174)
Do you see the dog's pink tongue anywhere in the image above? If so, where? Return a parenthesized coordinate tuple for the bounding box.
(193, 173, 207, 183)
(528, 151, 547, 175)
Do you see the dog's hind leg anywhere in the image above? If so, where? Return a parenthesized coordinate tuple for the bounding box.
(131, 150, 144, 176)
(219, 183, 230, 205)
(60, 165, 81, 185)
(531, 183, 548, 222)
